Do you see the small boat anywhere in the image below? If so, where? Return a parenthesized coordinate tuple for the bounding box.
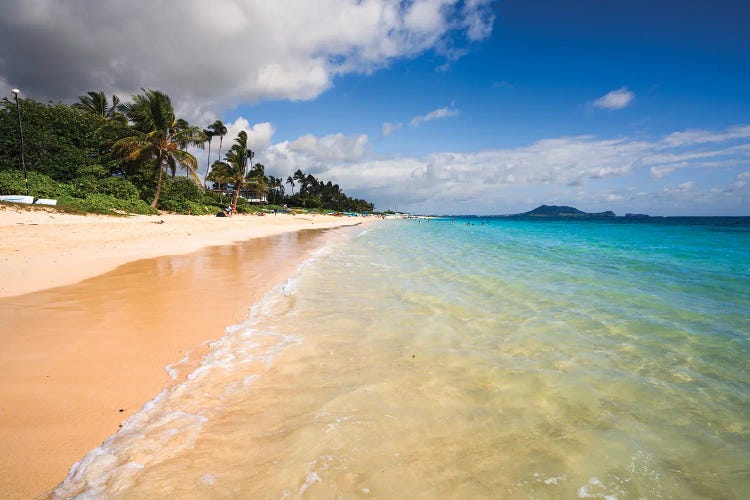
(0, 195, 34, 204)
(0, 195, 57, 206)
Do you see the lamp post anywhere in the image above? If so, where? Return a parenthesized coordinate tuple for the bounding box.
(11, 89, 29, 196)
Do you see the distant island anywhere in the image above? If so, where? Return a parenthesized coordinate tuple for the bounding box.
(517, 205, 616, 217)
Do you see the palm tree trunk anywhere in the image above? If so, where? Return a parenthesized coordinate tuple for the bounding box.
(204, 140, 212, 188)
(231, 180, 241, 215)
(151, 164, 164, 208)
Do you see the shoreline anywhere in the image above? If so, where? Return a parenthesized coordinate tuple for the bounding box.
(0, 206, 369, 299)
(0, 208, 376, 498)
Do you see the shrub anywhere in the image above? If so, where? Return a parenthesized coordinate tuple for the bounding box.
(58, 193, 157, 215)
(97, 177, 140, 200)
(77, 164, 108, 178)
(72, 176, 100, 198)
(71, 175, 139, 201)
(234, 197, 255, 214)
(156, 177, 207, 213)
(0, 169, 74, 198)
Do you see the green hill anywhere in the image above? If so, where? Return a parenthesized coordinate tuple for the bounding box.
(519, 205, 615, 217)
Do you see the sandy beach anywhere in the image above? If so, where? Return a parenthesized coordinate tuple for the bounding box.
(0, 206, 366, 299)
(0, 206, 371, 498)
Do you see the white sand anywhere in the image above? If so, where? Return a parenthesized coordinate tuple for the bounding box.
(0, 206, 367, 298)
(0, 205, 376, 498)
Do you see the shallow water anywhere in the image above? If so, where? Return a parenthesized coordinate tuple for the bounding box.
(56, 218, 750, 499)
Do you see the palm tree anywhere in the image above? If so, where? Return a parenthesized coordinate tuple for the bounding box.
(168, 118, 204, 178)
(207, 131, 252, 214)
(267, 175, 277, 204)
(209, 120, 228, 177)
(286, 176, 295, 196)
(73, 91, 124, 121)
(273, 177, 284, 204)
(246, 163, 269, 202)
(267, 175, 284, 204)
(293, 169, 305, 189)
(202, 129, 215, 185)
(113, 89, 204, 207)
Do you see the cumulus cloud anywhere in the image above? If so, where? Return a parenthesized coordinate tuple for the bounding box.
(593, 87, 635, 110)
(0, 0, 495, 120)
(191, 116, 274, 182)
(251, 123, 750, 214)
(220, 117, 275, 152)
(382, 121, 403, 137)
(263, 133, 368, 175)
(410, 106, 461, 127)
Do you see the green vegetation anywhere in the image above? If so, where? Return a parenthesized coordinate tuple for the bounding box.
(0, 97, 122, 181)
(72, 91, 125, 123)
(206, 130, 252, 214)
(0, 169, 156, 214)
(285, 169, 374, 212)
(0, 89, 374, 215)
(114, 89, 204, 207)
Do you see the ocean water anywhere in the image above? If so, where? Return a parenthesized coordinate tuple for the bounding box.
(56, 217, 750, 499)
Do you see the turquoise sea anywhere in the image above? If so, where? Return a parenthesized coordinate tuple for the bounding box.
(57, 217, 750, 498)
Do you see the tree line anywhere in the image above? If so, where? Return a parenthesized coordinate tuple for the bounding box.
(0, 89, 374, 214)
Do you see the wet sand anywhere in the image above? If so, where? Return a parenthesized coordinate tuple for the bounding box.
(0, 207, 365, 298)
(0, 226, 355, 498)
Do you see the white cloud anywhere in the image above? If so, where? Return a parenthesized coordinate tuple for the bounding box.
(463, 0, 495, 40)
(192, 116, 274, 181)
(382, 121, 403, 137)
(246, 123, 275, 152)
(0, 0, 495, 121)
(650, 164, 685, 178)
(660, 125, 750, 147)
(219, 117, 275, 152)
(644, 144, 750, 178)
(410, 106, 461, 127)
(263, 132, 369, 175)
(678, 181, 695, 191)
(254, 124, 749, 214)
(726, 171, 750, 193)
(404, 0, 447, 33)
(593, 87, 635, 110)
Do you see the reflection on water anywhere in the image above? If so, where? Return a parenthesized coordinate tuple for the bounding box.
(56, 219, 750, 498)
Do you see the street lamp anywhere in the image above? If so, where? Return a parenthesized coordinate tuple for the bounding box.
(11, 89, 29, 196)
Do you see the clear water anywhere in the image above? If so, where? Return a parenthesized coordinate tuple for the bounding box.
(57, 217, 750, 499)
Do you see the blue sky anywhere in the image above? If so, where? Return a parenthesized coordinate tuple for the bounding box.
(2, 0, 749, 214)
(228, 1, 750, 215)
